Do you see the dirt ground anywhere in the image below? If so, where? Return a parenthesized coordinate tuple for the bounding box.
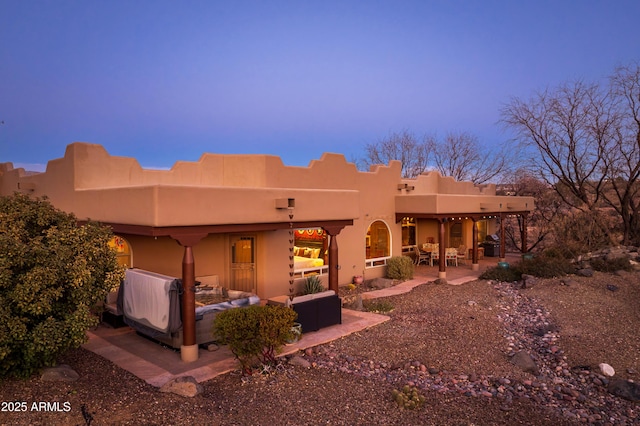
(1, 270, 638, 425)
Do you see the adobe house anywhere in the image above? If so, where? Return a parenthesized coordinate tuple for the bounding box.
(1, 142, 533, 361)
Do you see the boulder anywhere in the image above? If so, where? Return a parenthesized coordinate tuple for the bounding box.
(433, 278, 448, 285)
(41, 364, 79, 382)
(368, 277, 393, 289)
(521, 274, 537, 289)
(510, 351, 539, 375)
(608, 378, 640, 402)
(160, 376, 203, 398)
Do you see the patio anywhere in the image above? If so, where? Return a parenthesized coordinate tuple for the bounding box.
(83, 254, 517, 387)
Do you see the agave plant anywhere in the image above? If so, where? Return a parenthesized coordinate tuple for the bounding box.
(303, 275, 325, 295)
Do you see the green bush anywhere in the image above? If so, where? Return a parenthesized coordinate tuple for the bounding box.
(213, 304, 297, 374)
(590, 256, 632, 272)
(0, 194, 123, 378)
(303, 275, 325, 295)
(392, 385, 426, 410)
(386, 256, 414, 280)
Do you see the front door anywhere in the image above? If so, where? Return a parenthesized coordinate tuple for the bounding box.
(229, 235, 256, 293)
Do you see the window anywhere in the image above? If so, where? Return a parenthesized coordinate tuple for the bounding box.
(108, 235, 132, 269)
(366, 220, 390, 266)
(292, 228, 328, 277)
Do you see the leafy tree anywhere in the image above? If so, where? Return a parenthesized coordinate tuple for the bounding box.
(0, 193, 123, 378)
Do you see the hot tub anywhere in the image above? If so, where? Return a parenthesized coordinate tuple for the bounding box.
(120, 269, 260, 349)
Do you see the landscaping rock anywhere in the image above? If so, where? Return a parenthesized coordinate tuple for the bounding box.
(576, 268, 594, 277)
(289, 355, 311, 369)
(560, 278, 578, 287)
(606, 284, 619, 292)
(510, 351, 539, 375)
(434, 278, 448, 285)
(599, 363, 615, 377)
(608, 378, 640, 401)
(160, 376, 203, 398)
(368, 277, 393, 289)
(41, 364, 79, 382)
(520, 274, 537, 288)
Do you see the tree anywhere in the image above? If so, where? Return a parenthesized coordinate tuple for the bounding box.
(500, 68, 639, 246)
(503, 63, 640, 245)
(432, 131, 512, 184)
(501, 169, 563, 253)
(361, 130, 431, 178)
(0, 193, 123, 378)
(361, 130, 512, 183)
(603, 63, 640, 245)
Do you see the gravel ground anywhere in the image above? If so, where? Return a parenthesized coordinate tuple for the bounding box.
(1, 270, 639, 425)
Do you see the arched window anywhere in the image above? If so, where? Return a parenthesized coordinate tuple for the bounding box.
(366, 220, 390, 260)
(108, 235, 132, 269)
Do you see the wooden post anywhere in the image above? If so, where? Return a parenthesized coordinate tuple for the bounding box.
(438, 219, 446, 278)
(472, 218, 479, 271)
(323, 225, 346, 294)
(171, 233, 207, 363)
(499, 214, 506, 261)
(521, 214, 528, 254)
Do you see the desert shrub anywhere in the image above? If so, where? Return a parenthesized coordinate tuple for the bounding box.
(589, 256, 632, 273)
(519, 251, 576, 278)
(552, 210, 612, 253)
(213, 304, 297, 374)
(0, 194, 123, 378)
(391, 385, 426, 410)
(479, 264, 522, 282)
(363, 300, 394, 313)
(303, 275, 324, 295)
(386, 256, 414, 280)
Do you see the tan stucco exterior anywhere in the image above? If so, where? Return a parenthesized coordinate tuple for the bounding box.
(1, 142, 534, 299)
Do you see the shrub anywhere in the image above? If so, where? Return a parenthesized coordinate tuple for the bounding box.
(590, 256, 632, 273)
(520, 250, 576, 278)
(391, 385, 426, 410)
(386, 256, 414, 280)
(213, 304, 297, 374)
(303, 275, 324, 295)
(363, 300, 394, 313)
(0, 194, 123, 378)
(479, 265, 522, 282)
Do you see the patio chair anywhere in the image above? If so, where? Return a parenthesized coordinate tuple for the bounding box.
(445, 248, 458, 266)
(430, 249, 440, 266)
(457, 245, 467, 265)
(414, 246, 430, 266)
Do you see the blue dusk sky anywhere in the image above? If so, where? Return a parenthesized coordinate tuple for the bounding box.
(2, 1, 639, 171)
